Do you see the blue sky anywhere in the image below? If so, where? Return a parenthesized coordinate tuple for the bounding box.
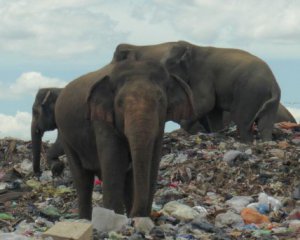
(0, 0, 300, 140)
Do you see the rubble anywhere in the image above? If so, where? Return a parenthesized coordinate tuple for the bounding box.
(0, 123, 299, 239)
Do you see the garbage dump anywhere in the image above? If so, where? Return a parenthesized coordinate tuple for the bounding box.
(0, 122, 299, 239)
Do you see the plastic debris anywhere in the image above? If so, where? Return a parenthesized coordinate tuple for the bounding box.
(40, 206, 61, 220)
(256, 204, 270, 214)
(0, 213, 14, 220)
(162, 201, 200, 221)
(26, 179, 42, 189)
(0, 233, 30, 240)
(226, 196, 253, 213)
(0, 123, 300, 239)
(240, 208, 270, 225)
(252, 229, 272, 237)
(288, 220, 300, 231)
(258, 192, 282, 211)
(292, 184, 300, 200)
(133, 217, 154, 234)
(92, 207, 128, 232)
(14, 159, 33, 176)
(215, 210, 244, 228)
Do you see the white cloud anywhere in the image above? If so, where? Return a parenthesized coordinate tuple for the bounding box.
(0, 111, 57, 141)
(10, 72, 67, 96)
(145, 0, 300, 58)
(1, 0, 300, 59)
(0, 111, 31, 140)
(287, 107, 300, 123)
(0, 0, 127, 58)
(0, 72, 67, 99)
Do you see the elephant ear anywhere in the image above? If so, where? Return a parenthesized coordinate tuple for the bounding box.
(163, 44, 192, 78)
(166, 74, 195, 122)
(113, 44, 137, 62)
(86, 76, 114, 124)
(41, 90, 51, 106)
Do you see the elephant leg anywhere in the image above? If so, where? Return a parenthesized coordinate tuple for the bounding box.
(124, 168, 134, 215)
(63, 143, 94, 219)
(181, 116, 211, 134)
(198, 116, 211, 133)
(206, 108, 224, 132)
(146, 135, 163, 214)
(231, 108, 255, 142)
(46, 132, 65, 176)
(94, 122, 129, 214)
(180, 119, 198, 134)
(256, 109, 277, 141)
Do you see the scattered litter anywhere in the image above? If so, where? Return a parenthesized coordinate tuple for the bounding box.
(92, 207, 128, 232)
(240, 208, 270, 225)
(0, 124, 300, 239)
(42, 221, 93, 240)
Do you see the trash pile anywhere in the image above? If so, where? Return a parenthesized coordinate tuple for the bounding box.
(0, 123, 300, 239)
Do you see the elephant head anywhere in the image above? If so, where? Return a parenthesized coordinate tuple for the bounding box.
(85, 60, 194, 217)
(113, 41, 191, 77)
(31, 88, 62, 174)
(87, 60, 195, 126)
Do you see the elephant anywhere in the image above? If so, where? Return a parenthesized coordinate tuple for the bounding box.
(55, 59, 194, 219)
(275, 103, 296, 123)
(113, 41, 281, 142)
(31, 88, 65, 176)
(183, 102, 297, 134)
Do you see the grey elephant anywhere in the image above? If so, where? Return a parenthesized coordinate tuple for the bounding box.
(31, 88, 65, 176)
(113, 41, 281, 142)
(55, 59, 194, 219)
(184, 102, 296, 134)
(275, 103, 296, 123)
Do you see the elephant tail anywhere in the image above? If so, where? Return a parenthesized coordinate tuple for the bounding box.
(251, 84, 281, 129)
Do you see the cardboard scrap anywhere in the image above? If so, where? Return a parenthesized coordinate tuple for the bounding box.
(42, 221, 92, 240)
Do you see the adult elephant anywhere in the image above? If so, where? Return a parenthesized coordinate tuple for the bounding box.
(275, 103, 296, 123)
(113, 41, 281, 142)
(55, 59, 194, 219)
(184, 102, 296, 134)
(31, 88, 65, 176)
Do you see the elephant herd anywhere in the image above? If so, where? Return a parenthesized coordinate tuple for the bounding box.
(31, 41, 296, 220)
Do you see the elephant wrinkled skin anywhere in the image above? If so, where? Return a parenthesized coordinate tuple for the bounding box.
(31, 88, 65, 176)
(113, 41, 281, 142)
(55, 60, 194, 219)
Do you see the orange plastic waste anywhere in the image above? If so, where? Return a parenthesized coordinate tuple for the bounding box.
(277, 122, 300, 129)
(241, 208, 270, 225)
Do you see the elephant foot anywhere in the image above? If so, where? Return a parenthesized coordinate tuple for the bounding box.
(50, 161, 65, 176)
(33, 170, 42, 177)
(133, 217, 154, 234)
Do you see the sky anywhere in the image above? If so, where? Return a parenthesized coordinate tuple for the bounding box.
(0, 0, 300, 141)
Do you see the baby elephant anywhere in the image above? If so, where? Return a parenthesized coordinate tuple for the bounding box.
(31, 88, 65, 176)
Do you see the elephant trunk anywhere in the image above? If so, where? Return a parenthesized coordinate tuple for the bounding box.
(31, 121, 43, 174)
(124, 106, 159, 217)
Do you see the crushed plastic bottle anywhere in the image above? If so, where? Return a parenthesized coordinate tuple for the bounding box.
(258, 192, 282, 211)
